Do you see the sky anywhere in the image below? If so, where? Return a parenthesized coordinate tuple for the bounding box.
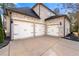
(15, 3, 63, 9)
(16, 3, 35, 8)
(15, 3, 73, 14)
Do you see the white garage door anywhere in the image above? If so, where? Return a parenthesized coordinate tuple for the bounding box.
(47, 25, 59, 36)
(35, 24, 45, 36)
(13, 21, 34, 39)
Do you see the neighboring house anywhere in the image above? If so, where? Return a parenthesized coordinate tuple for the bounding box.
(4, 3, 70, 40)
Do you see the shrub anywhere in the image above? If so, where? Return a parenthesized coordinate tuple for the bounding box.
(0, 15, 4, 43)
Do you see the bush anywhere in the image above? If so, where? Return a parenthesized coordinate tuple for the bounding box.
(0, 15, 4, 43)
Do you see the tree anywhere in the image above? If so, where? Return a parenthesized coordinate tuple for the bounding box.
(0, 15, 4, 43)
(67, 12, 77, 32)
(0, 3, 16, 8)
(0, 3, 16, 43)
(0, 3, 16, 28)
(54, 8, 60, 15)
(76, 12, 79, 36)
(62, 3, 77, 13)
(62, 3, 79, 35)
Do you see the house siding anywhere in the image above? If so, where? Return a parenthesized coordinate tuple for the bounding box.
(5, 16, 10, 36)
(33, 4, 55, 20)
(46, 17, 69, 37)
(65, 18, 70, 36)
(12, 12, 45, 24)
(11, 12, 46, 39)
(40, 4, 55, 19)
(32, 4, 40, 17)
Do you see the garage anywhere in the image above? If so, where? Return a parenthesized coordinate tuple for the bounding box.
(13, 20, 46, 39)
(4, 4, 70, 40)
(13, 20, 34, 39)
(47, 25, 59, 36)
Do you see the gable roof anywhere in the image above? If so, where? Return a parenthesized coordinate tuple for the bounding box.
(32, 3, 57, 15)
(5, 7, 40, 18)
(45, 15, 70, 22)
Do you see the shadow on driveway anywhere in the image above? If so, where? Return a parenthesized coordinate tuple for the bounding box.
(0, 36, 10, 49)
(64, 33, 79, 42)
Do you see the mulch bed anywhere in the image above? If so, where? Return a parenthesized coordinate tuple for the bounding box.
(64, 33, 79, 42)
(0, 37, 10, 49)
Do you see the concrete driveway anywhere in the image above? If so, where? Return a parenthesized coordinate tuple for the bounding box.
(0, 36, 79, 56)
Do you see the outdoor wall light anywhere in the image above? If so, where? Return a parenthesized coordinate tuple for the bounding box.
(60, 22, 62, 25)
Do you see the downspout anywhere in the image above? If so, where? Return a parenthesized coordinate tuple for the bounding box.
(45, 21, 47, 36)
(64, 16, 65, 37)
(39, 4, 40, 18)
(9, 12, 13, 41)
(33, 18, 35, 38)
(78, 18, 79, 37)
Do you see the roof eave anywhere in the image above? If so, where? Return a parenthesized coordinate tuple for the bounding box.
(45, 15, 70, 22)
(5, 8, 40, 19)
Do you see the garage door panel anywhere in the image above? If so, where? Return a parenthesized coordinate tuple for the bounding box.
(35, 24, 45, 36)
(47, 25, 59, 36)
(13, 21, 34, 39)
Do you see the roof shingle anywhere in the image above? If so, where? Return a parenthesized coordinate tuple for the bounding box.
(5, 7, 40, 18)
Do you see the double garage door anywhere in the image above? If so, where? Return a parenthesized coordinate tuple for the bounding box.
(13, 21, 45, 39)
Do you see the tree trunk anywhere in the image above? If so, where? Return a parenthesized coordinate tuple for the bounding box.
(76, 12, 79, 37)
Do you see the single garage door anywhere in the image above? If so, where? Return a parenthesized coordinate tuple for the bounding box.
(13, 21, 34, 39)
(35, 24, 45, 36)
(47, 25, 59, 36)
